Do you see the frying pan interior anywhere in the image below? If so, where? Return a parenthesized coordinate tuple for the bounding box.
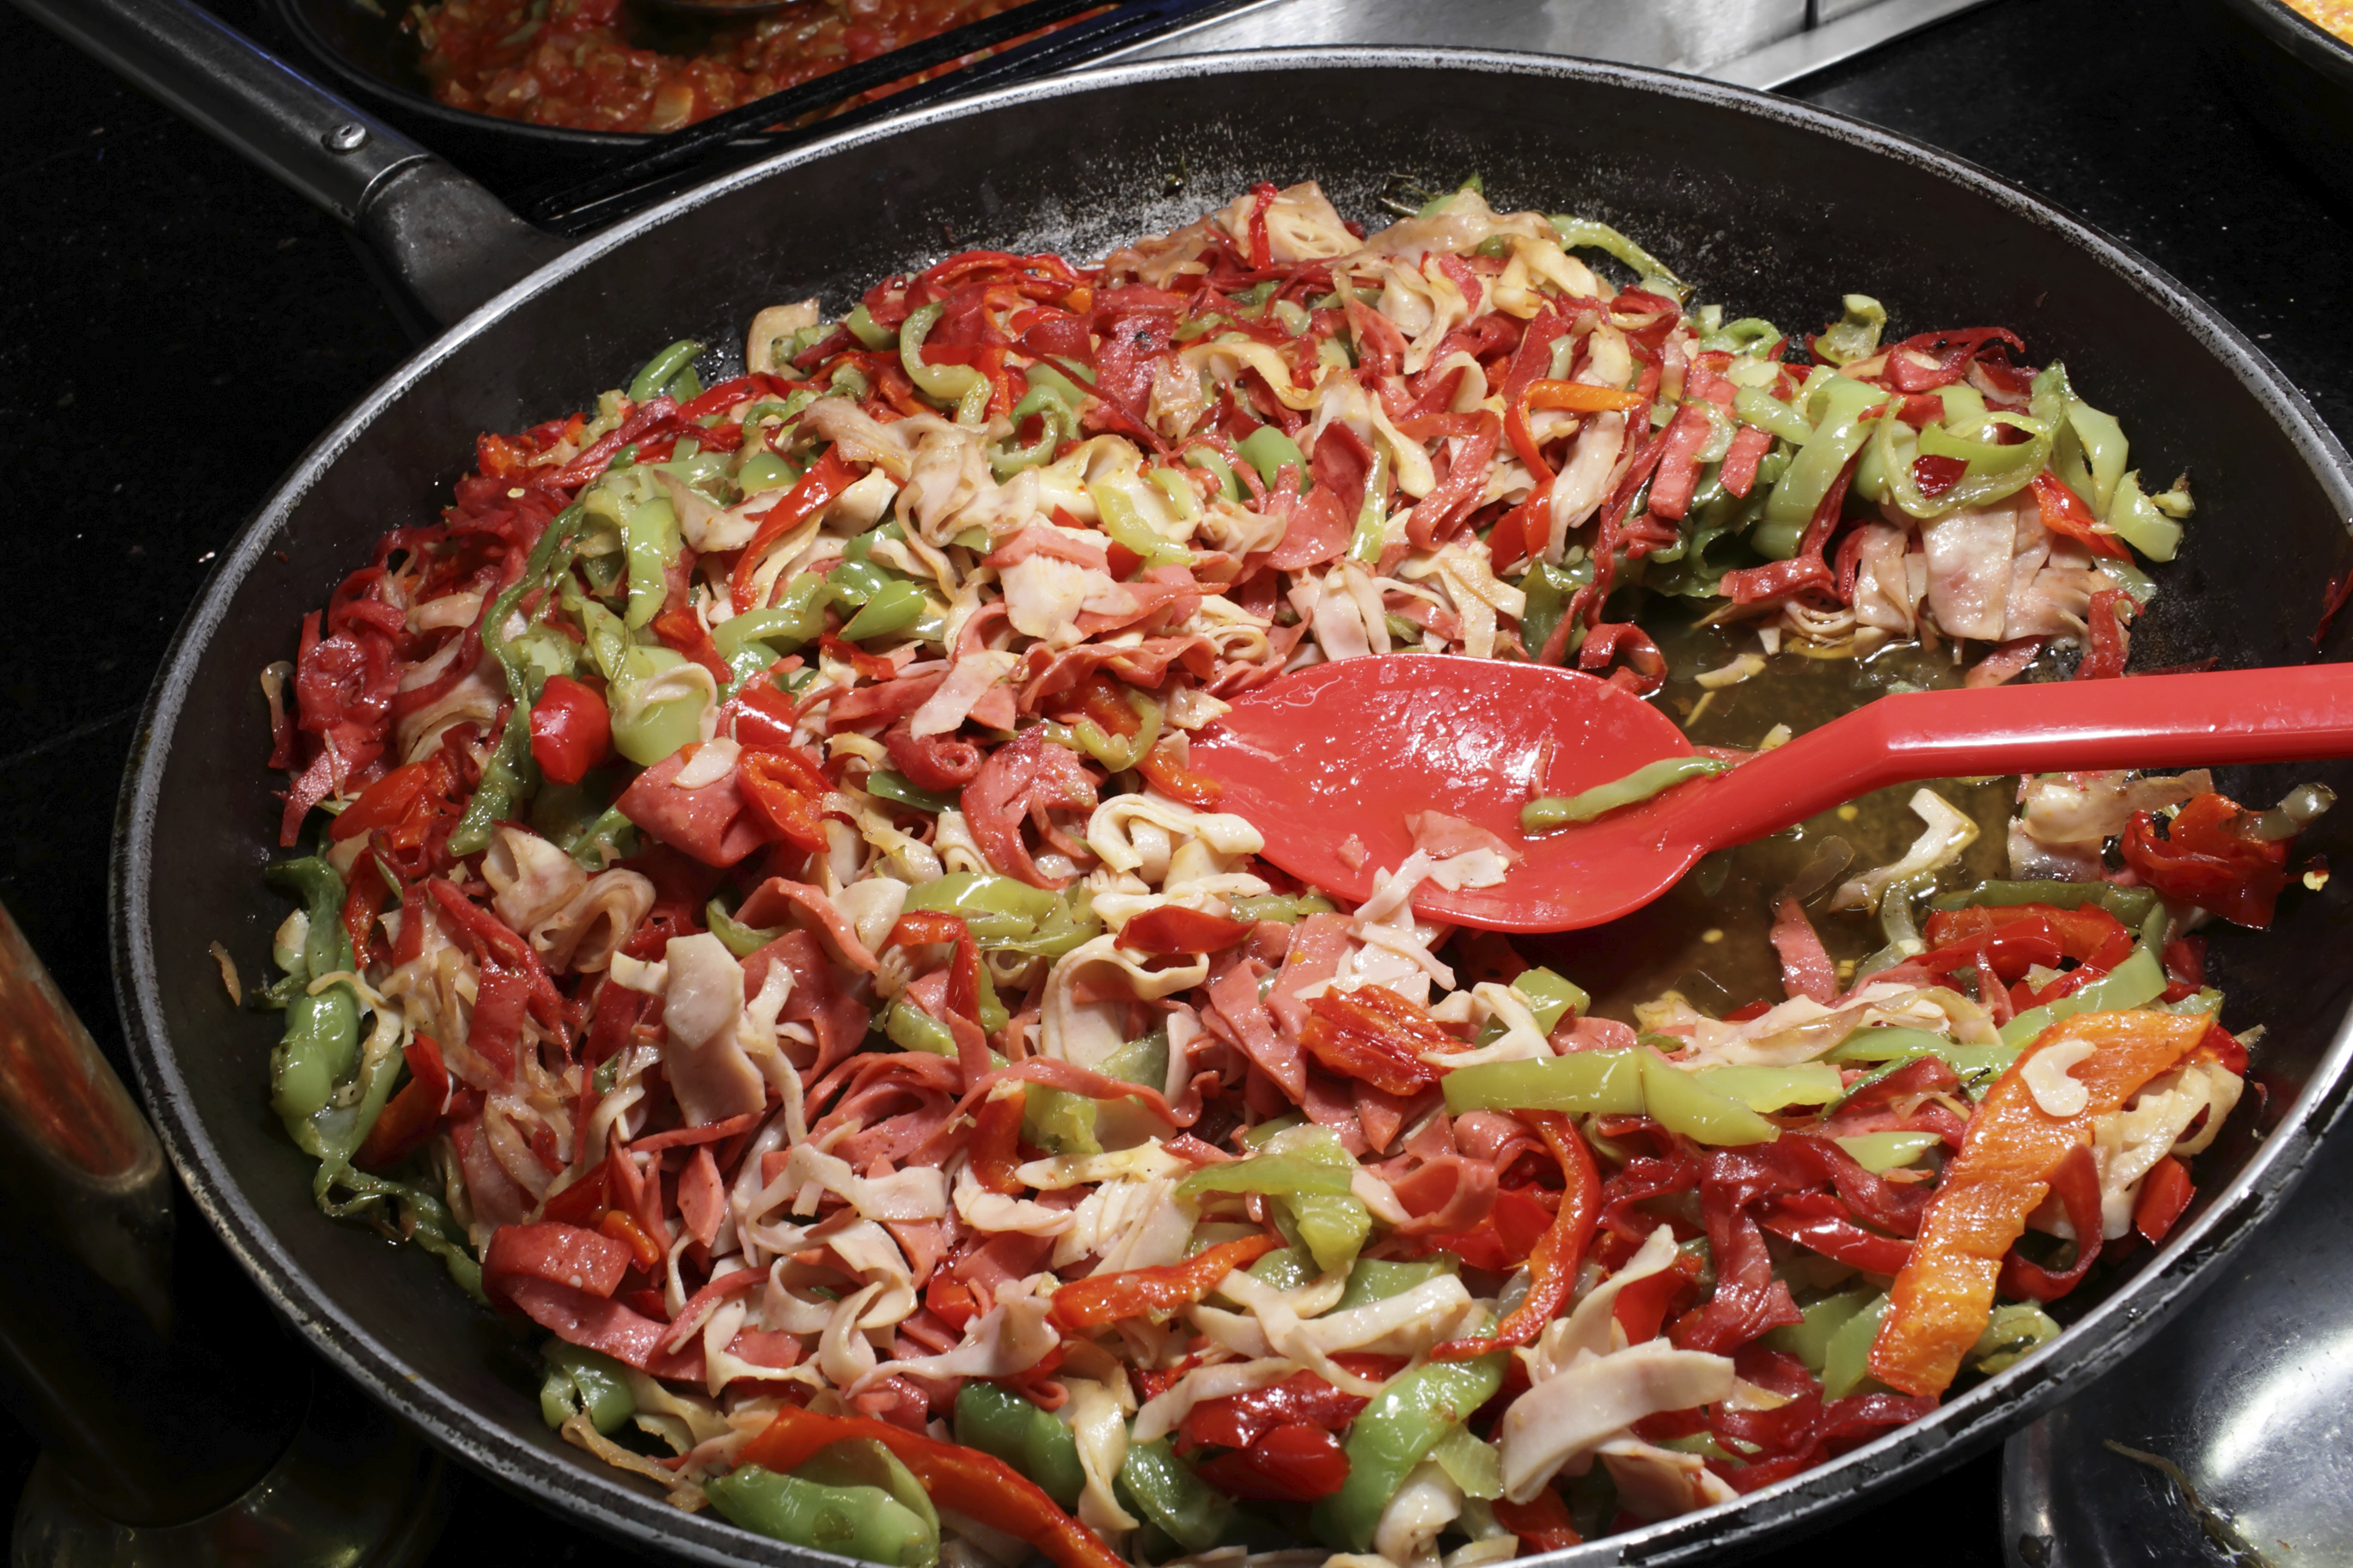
(115, 52, 2353, 1566)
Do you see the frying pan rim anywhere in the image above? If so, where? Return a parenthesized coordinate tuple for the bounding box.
(2213, 0, 2353, 73)
(110, 45, 2353, 1566)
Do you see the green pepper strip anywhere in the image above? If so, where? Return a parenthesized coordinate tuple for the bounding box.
(1732, 385, 1812, 444)
(1876, 401, 2050, 520)
(1119, 1437, 1231, 1554)
(903, 872, 1101, 958)
(452, 503, 591, 856)
(1759, 374, 1884, 548)
(1238, 426, 1308, 494)
(707, 898, 782, 960)
(627, 339, 701, 404)
(1443, 1050, 1642, 1115)
(1073, 687, 1161, 772)
(1997, 944, 2166, 1047)
(1087, 482, 1191, 567)
(1225, 892, 1337, 924)
(1331, 1257, 1457, 1314)
(839, 579, 932, 642)
(1824, 1027, 2018, 1099)
(266, 853, 480, 1297)
(266, 857, 361, 1121)
(703, 1466, 937, 1567)
(1929, 879, 2160, 928)
(899, 302, 990, 425)
(540, 1343, 635, 1435)
(1522, 755, 1733, 831)
(866, 770, 960, 813)
(1310, 1355, 1507, 1552)
(1547, 216, 1682, 286)
(953, 1383, 1085, 1510)
(1179, 1144, 1366, 1273)
(993, 384, 1079, 479)
(1347, 443, 1391, 564)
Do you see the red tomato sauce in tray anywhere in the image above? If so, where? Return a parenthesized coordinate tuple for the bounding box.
(409, 0, 1062, 133)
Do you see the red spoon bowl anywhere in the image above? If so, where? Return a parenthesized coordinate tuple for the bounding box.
(1189, 655, 2353, 933)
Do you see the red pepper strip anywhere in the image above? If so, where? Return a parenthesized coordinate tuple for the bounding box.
(1507, 377, 1649, 483)
(729, 448, 857, 611)
(1487, 479, 1550, 576)
(1610, 1251, 1699, 1345)
(736, 746, 833, 855)
(339, 855, 392, 967)
(2316, 564, 2353, 650)
(1425, 1184, 1554, 1272)
(1916, 921, 2066, 988)
(925, 1274, 981, 1333)
(1492, 1488, 1584, 1552)
(889, 910, 981, 1023)
(1870, 1010, 2212, 1396)
(1195, 1424, 1349, 1503)
(738, 1406, 1125, 1568)
(1299, 986, 1453, 1096)
(651, 607, 734, 686)
(541, 1173, 608, 1234)
(1925, 903, 2135, 973)
(2029, 470, 2130, 560)
(1177, 1370, 1371, 1454)
(1136, 738, 1223, 807)
(332, 758, 441, 841)
(1246, 180, 1279, 269)
(2120, 790, 2292, 928)
(1996, 1143, 2105, 1303)
(1757, 1195, 1913, 1275)
(889, 909, 991, 1083)
(969, 1083, 1029, 1195)
(2133, 1156, 2196, 1245)
(1431, 1110, 1599, 1359)
(1117, 905, 1256, 955)
(1047, 1234, 1281, 1333)
(2072, 583, 2136, 681)
(354, 1033, 453, 1170)
(425, 881, 565, 1037)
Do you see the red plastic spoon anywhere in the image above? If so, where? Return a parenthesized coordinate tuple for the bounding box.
(1188, 656, 2353, 933)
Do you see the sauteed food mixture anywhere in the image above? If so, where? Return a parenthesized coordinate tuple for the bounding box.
(254, 183, 2317, 1563)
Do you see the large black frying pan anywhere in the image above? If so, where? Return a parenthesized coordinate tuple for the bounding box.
(30, 0, 2353, 1559)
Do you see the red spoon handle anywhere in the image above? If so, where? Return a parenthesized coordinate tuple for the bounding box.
(1672, 664, 2353, 855)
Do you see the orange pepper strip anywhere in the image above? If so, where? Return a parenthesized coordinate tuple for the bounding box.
(1047, 1233, 1281, 1334)
(1508, 377, 1653, 485)
(1136, 737, 1223, 807)
(1868, 1009, 2212, 1396)
(1430, 1109, 1599, 1359)
(738, 1406, 1125, 1568)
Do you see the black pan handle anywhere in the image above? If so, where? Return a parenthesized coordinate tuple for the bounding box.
(10, 0, 562, 328)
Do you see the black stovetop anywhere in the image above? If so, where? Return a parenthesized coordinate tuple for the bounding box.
(5, 0, 2349, 1560)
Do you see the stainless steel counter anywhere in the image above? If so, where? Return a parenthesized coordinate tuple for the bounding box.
(1120, 0, 1995, 87)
